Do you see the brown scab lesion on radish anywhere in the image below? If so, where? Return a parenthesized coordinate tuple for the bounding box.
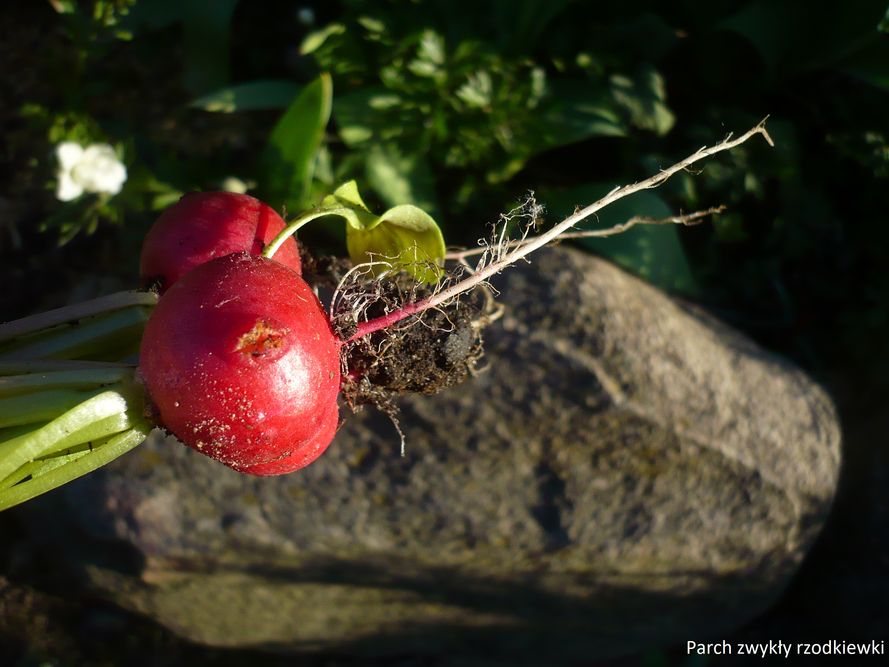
(234, 319, 289, 358)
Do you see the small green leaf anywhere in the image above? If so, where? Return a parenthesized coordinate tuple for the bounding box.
(347, 204, 445, 284)
(260, 73, 333, 209)
(301, 23, 346, 54)
(357, 16, 385, 33)
(190, 80, 301, 113)
(323, 180, 373, 213)
(416, 30, 446, 66)
(610, 67, 675, 136)
(456, 71, 493, 108)
(320, 181, 445, 283)
(880, 6, 889, 33)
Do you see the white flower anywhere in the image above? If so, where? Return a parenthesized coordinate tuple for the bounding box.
(221, 176, 249, 194)
(55, 142, 127, 202)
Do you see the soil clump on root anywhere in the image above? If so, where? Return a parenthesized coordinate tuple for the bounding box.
(338, 278, 487, 408)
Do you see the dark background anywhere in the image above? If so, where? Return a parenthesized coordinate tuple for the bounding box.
(1, 1, 888, 664)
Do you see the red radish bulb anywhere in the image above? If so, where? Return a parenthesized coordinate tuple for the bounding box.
(139, 253, 340, 475)
(140, 191, 302, 293)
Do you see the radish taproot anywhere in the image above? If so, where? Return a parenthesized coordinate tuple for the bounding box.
(140, 191, 302, 293)
(139, 252, 340, 475)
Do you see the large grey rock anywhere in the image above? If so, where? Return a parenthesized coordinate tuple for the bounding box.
(39, 248, 841, 663)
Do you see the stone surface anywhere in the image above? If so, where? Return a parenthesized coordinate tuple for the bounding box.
(31, 248, 841, 663)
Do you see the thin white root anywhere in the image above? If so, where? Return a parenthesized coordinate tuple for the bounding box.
(445, 205, 727, 261)
(414, 119, 773, 318)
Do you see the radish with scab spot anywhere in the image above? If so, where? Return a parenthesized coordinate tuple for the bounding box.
(139, 252, 340, 474)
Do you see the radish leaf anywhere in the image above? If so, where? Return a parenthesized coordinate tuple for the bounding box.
(321, 181, 445, 283)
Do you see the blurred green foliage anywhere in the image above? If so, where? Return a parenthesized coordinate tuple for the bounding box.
(2, 0, 889, 388)
(294, 1, 676, 214)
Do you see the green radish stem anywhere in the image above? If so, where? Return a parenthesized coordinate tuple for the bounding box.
(0, 388, 105, 428)
(0, 291, 157, 344)
(0, 428, 125, 488)
(0, 290, 156, 364)
(0, 423, 149, 511)
(0, 445, 96, 491)
(38, 411, 134, 459)
(0, 388, 137, 482)
(0, 306, 152, 361)
(262, 207, 352, 259)
(0, 423, 132, 491)
(0, 368, 132, 397)
(0, 363, 150, 510)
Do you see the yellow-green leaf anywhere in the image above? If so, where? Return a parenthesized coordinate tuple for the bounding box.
(347, 205, 445, 284)
(325, 182, 445, 283)
(323, 179, 373, 213)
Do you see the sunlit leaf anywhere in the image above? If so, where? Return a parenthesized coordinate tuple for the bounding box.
(301, 23, 346, 55)
(610, 68, 674, 136)
(260, 74, 333, 209)
(323, 180, 372, 212)
(347, 204, 445, 283)
(357, 16, 385, 33)
(321, 181, 445, 283)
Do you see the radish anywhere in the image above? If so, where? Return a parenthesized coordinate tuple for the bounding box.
(0, 120, 773, 506)
(133, 121, 779, 474)
(140, 191, 302, 293)
(139, 252, 340, 474)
